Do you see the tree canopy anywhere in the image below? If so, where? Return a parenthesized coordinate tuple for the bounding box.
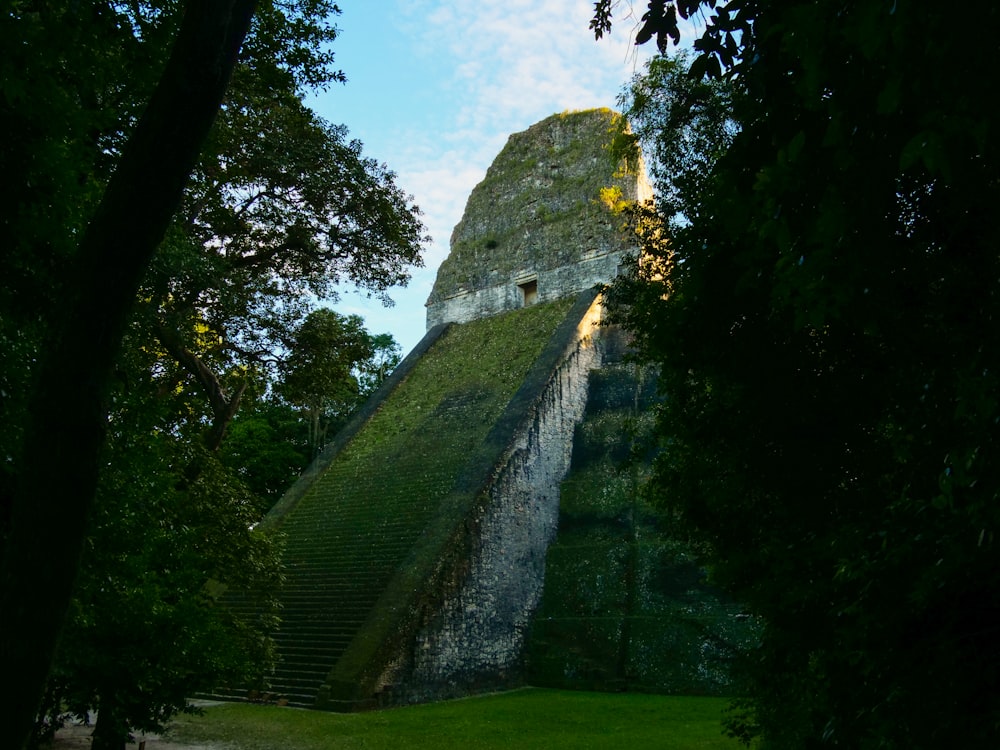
(1, 4, 261, 746)
(601, 1, 1000, 746)
(1, 2, 425, 748)
(279, 309, 401, 457)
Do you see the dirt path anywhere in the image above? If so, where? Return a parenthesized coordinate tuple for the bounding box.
(48, 701, 230, 750)
(49, 721, 227, 749)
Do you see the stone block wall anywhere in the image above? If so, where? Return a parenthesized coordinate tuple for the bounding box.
(526, 360, 761, 695)
(390, 299, 605, 700)
(426, 250, 625, 329)
(425, 109, 649, 329)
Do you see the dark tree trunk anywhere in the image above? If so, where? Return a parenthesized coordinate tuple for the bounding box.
(92, 707, 127, 750)
(0, 3, 258, 748)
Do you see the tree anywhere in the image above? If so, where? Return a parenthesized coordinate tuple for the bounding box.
(599, 2, 1000, 746)
(145, 60, 425, 452)
(0, 3, 259, 747)
(2, 2, 425, 747)
(25, 319, 287, 750)
(359, 332, 403, 398)
(280, 309, 399, 458)
(221, 396, 314, 514)
(36, 425, 282, 750)
(220, 316, 403, 513)
(609, 51, 737, 231)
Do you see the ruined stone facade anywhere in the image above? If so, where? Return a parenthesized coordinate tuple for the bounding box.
(375, 299, 607, 702)
(374, 111, 646, 699)
(426, 109, 651, 328)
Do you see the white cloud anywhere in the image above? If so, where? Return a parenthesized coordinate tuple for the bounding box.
(391, 0, 653, 262)
(401, 160, 485, 267)
(406, 0, 649, 137)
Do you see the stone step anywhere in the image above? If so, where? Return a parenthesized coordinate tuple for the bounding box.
(280, 553, 411, 569)
(277, 575, 389, 588)
(273, 624, 362, 639)
(276, 646, 345, 662)
(275, 628, 364, 641)
(275, 600, 372, 612)
(284, 502, 434, 520)
(284, 507, 428, 525)
(282, 541, 416, 555)
(274, 633, 361, 647)
(271, 666, 329, 683)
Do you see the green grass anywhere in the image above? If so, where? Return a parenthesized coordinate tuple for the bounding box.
(170, 689, 741, 749)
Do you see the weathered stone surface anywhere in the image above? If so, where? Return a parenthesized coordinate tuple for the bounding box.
(526, 357, 760, 695)
(382, 298, 607, 702)
(426, 109, 650, 328)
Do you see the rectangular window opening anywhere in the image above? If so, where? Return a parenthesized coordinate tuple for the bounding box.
(519, 279, 538, 307)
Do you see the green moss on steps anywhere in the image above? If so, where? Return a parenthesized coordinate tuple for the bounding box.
(262, 298, 577, 708)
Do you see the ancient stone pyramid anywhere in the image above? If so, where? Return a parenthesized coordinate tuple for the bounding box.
(220, 109, 752, 711)
(426, 108, 649, 328)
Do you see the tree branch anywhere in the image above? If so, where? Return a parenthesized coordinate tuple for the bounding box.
(156, 322, 246, 452)
(0, 3, 258, 747)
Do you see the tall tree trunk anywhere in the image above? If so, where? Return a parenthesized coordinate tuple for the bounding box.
(92, 704, 127, 750)
(0, 3, 258, 748)
(311, 406, 322, 458)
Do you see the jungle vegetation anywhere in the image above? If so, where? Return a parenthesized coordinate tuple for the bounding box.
(596, 1, 1000, 746)
(0, 3, 425, 748)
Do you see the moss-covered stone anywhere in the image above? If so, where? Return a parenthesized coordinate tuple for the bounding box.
(426, 109, 649, 327)
(262, 299, 576, 707)
(526, 361, 759, 696)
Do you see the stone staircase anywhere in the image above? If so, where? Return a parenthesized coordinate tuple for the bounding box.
(218, 296, 584, 709)
(261, 460, 446, 706)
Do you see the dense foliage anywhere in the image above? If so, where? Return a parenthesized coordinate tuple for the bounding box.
(38, 438, 282, 748)
(598, 1, 1000, 746)
(222, 310, 404, 512)
(1, 2, 424, 748)
(2, 4, 263, 747)
(281, 309, 392, 457)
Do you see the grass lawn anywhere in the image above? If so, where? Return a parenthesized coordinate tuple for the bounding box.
(169, 689, 742, 749)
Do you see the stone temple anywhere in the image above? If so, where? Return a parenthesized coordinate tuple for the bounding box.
(220, 109, 754, 711)
(426, 109, 650, 327)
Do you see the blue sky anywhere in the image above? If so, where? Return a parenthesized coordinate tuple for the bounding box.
(305, 1, 658, 355)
